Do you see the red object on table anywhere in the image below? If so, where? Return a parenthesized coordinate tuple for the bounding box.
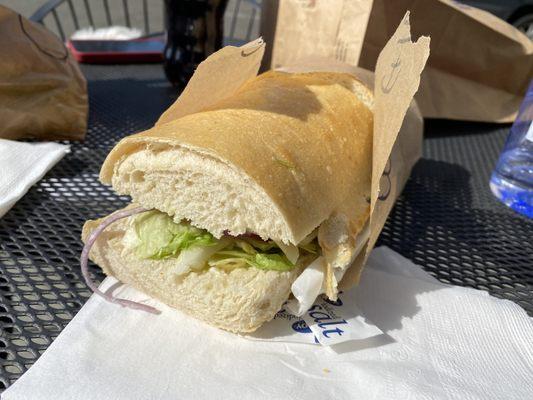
(66, 36, 165, 64)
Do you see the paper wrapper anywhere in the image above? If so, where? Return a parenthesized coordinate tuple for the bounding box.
(279, 15, 429, 309)
(0, 6, 88, 140)
(150, 13, 429, 325)
(261, 0, 533, 123)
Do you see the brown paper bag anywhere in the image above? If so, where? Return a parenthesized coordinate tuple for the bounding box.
(360, 0, 533, 123)
(260, 0, 373, 70)
(0, 6, 88, 140)
(261, 0, 533, 123)
(154, 12, 430, 293)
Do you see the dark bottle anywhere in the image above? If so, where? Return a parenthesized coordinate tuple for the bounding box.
(163, 0, 228, 87)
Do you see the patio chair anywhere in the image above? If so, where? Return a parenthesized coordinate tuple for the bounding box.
(29, 0, 261, 45)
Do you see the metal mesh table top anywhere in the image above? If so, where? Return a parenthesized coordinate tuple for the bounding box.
(0, 64, 531, 391)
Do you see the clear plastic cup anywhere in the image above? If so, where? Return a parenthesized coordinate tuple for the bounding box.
(490, 80, 533, 218)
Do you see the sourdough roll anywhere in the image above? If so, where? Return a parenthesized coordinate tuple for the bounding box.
(83, 71, 374, 333)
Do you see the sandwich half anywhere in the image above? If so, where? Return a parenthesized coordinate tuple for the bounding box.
(82, 70, 373, 333)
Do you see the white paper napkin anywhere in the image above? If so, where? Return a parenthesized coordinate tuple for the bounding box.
(0, 139, 69, 218)
(3, 247, 533, 400)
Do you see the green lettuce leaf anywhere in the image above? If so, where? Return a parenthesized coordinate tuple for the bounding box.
(129, 210, 304, 272)
(209, 249, 294, 272)
(133, 211, 217, 259)
(249, 253, 294, 271)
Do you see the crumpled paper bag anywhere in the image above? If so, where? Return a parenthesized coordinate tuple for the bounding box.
(0, 6, 88, 140)
(359, 0, 533, 123)
(3, 247, 532, 400)
(261, 0, 533, 123)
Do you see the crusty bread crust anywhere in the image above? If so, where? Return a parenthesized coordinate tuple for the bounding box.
(82, 209, 309, 333)
(99, 71, 373, 247)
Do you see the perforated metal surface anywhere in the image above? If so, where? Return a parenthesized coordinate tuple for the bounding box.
(0, 64, 531, 391)
(377, 121, 533, 312)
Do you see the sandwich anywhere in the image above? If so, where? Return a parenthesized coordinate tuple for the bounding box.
(81, 70, 373, 333)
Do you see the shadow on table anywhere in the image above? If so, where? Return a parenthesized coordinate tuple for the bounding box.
(379, 159, 533, 311)
(326, 159, 533, 354)
(253, 257, 446, 355)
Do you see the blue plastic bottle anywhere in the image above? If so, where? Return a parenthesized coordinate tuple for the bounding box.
(490, 80, 533, 218)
